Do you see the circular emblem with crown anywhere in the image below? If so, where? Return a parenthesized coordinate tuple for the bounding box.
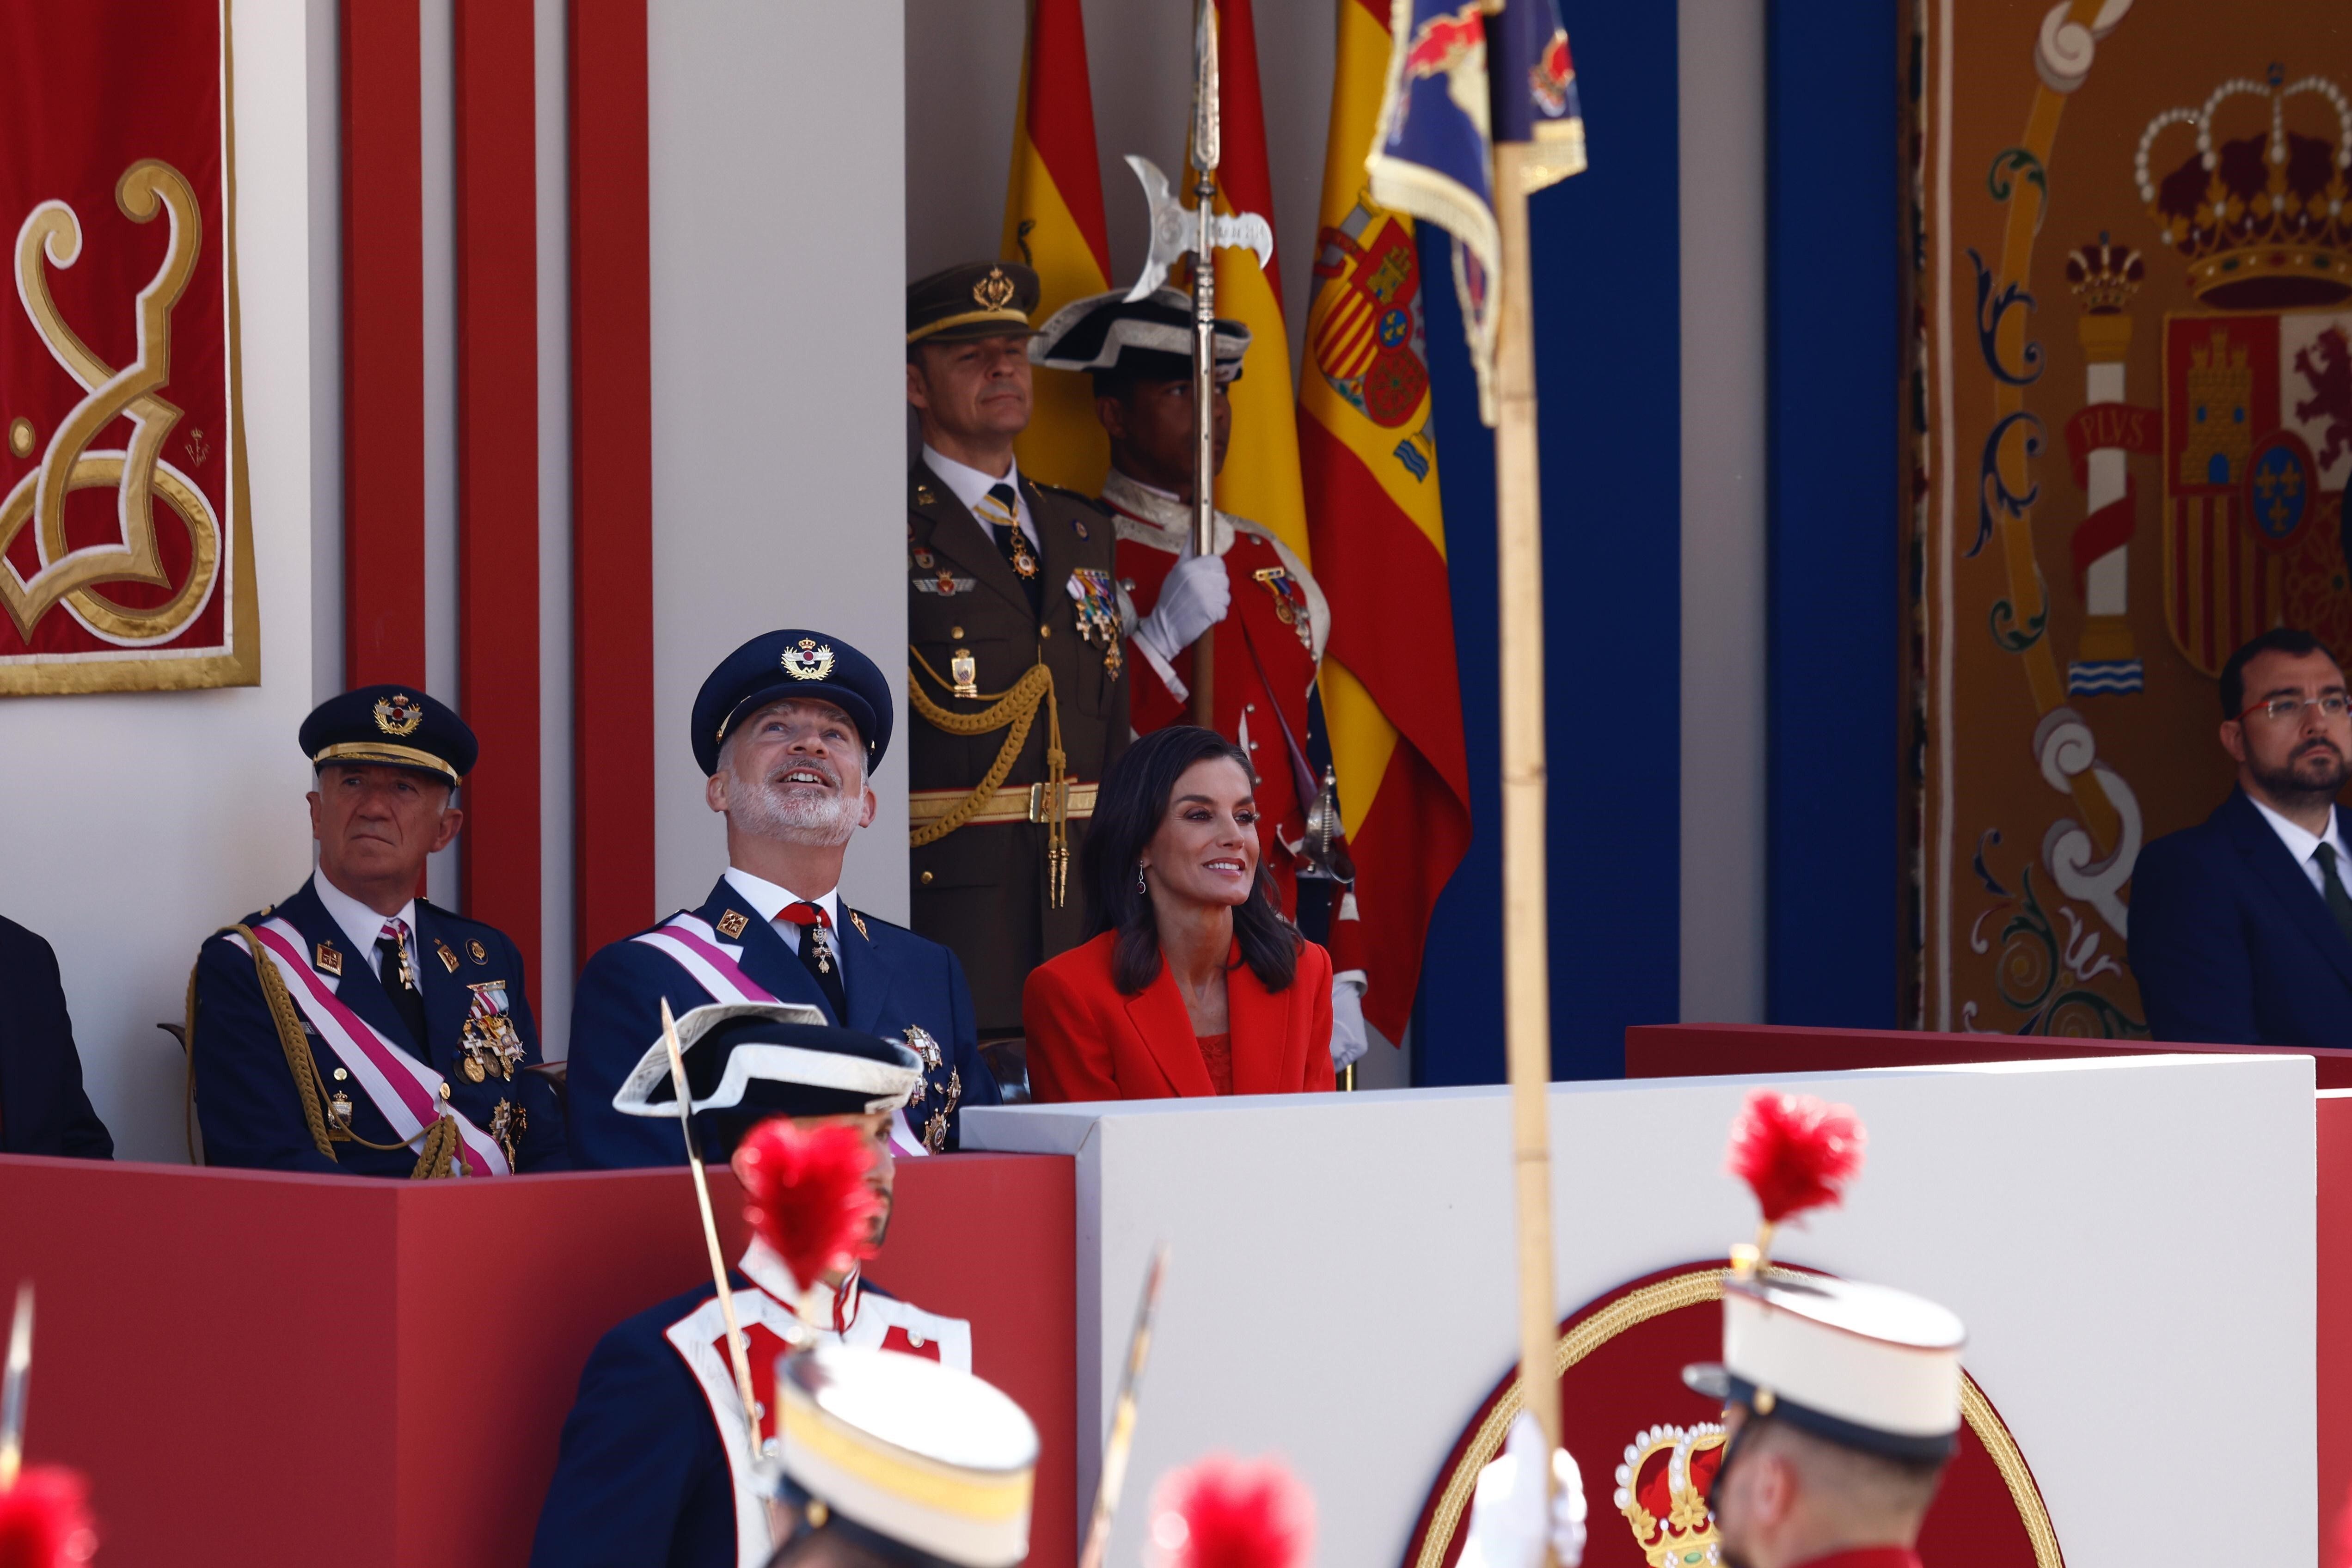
(1615, 1423, 1726, 1568)
(972, 265, 1017, 312)
(373, 692, 423, 737)
(781, 638, 835, 681)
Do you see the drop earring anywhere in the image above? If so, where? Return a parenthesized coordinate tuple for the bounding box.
(1136, 867, 1148, 894)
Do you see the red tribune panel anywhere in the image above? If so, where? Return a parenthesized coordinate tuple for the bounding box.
(341, 0, 427, 686)
(453, 0, 543, 1004)
(566, 0, 657, 956)
(0, 1153, 1075, 1568)
(1623, 1020, 2352, 1088)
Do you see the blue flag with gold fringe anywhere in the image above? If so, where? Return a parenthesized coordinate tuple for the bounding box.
(1366, 0, 1586, 422)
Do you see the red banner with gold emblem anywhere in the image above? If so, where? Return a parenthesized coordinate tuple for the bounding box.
(0, 1, 254, 694)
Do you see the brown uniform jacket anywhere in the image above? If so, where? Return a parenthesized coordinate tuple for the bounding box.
(906, 457, 1131, 1033)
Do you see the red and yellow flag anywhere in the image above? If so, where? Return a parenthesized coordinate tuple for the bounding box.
(1002, 0, 1112, 491)
(1298, 0, 1473, 1041)
(1204, 0, 1311, 561)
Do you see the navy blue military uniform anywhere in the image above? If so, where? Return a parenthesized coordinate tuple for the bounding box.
(190, 877, 568, 1174)
(567, 630, 999, 1168)
(187, 683, 566, 1175)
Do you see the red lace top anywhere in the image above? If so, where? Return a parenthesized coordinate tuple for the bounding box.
(1194, 1032, 1234, 1096)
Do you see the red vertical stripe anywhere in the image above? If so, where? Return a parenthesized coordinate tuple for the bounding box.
(568, 0, 656, 955)
(341, 0, 427, 684)
(1213, 0, 1283, 309)
(454, 0, 543, 1004)
(1024, 0, 1111, 280)
(2200, 498, 2216, 671)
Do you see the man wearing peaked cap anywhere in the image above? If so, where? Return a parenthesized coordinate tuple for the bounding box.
(185, 685, 567, 1176)
(1031, 288, 1374, 1075)
(904, 260, 1131, 1072)
(532, 1007, 984, 1568)
(565, 630, 998, 1169)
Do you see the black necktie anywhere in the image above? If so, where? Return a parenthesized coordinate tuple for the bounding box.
(782, 903, 849, 1021)
(2316, 844, 2352, 949)
(976, 482, 1043, 617)
(375, 919, 429, 1051)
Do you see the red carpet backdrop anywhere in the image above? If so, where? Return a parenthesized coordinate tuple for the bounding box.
(0, 0, 256, 695)
(1912, 0, 2346, 1032)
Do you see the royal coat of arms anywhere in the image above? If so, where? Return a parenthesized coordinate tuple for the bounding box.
(1307, 196, 1436, 476)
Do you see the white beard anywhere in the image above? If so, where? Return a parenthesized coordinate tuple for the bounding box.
(723, 763, 863, 847)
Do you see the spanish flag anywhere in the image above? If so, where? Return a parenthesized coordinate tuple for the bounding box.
(1002, 0, 1112, 491)
(1298, 0, 1473, 1041)
(1204, 0, 1311, 561)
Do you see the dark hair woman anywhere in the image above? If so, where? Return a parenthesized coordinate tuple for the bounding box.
(1021, 726, 1335, 1100)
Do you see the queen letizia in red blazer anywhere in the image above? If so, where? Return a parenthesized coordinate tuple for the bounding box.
(1023, 727, 1336, 1101)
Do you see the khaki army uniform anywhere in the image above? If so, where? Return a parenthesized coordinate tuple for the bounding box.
(906, 459, 1131, 1035)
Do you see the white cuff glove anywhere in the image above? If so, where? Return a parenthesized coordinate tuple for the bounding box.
(1134, 551, 1230, 664)
(1329, 971, 1369, 1070)
(1458, 1413, 1588, 1568)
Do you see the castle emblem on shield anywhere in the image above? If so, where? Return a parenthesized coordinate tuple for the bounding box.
(1307, 193, 1432, 433)
(2144, 69, 2352, 675)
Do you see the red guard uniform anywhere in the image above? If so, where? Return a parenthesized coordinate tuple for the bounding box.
(1100, 469, 1362, 974)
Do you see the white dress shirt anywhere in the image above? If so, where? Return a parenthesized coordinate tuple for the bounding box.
(723, 865, 841, 956)
(922, 443, 1040, 553)
(312, 871, 418, 981)
(2247, 796, 2352, 898)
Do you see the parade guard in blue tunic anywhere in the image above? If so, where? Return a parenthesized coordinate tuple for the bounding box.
(566, 629, 998, 1169)
(532, 1005, 993, 1568)
(185, 686, 568, 1176)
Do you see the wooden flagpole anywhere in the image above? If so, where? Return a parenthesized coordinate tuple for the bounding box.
(1490, 136, 1562, 1463)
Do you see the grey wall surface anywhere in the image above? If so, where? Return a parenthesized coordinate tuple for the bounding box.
(651, 0, 911, 922)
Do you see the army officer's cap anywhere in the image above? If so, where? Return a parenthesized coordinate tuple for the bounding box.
(299, 684, 477, 787)
(906, 260, 1041, 346)
(694, 629, 895, 776)
(773, 1343, 1039, 1567)
(1028, 287, 1251, 386)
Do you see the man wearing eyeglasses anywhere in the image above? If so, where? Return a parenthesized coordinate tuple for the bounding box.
(2132, 626, 2352, 1046)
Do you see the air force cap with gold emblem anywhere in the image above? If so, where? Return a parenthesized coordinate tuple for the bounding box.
(771, 1342, 1039, 1568)
(906, 260, 1041, 346)
(692, 629, 895, 776)
(298, 684, 478, 786)
(1683, 1089, 1966, 1464)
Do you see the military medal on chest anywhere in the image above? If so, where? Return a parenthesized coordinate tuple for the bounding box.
(459, 980, 526, 1083)
(1065, 568, 1125, 677)
(488, 1098, 527, 1166)
(900, 1024, 962, 1152)
(1252, 566, 1315, 652)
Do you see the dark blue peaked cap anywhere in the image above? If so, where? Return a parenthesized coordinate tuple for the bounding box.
(300, 685, 477, 786)
(693, 630, 894, 776)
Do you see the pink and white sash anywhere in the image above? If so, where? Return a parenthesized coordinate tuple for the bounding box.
(236, 918, 510, 1176)
(631, 913, 928, 1157)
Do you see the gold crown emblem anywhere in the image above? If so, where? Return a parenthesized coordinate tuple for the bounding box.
(373, 692, 423, 736)
(972, 265, 1017, 312)
(781, 637, 835, 681)
(2065, 237, 2146, 314)
(2137, 67, 2352, 308)
(1614, 1422, 1726, 1568)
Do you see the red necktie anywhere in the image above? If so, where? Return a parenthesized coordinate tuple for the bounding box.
(778, 902, 845, 1018)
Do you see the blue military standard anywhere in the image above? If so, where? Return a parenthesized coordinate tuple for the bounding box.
(565, 629, 998, 1169)
(186, 685, 566, 1176)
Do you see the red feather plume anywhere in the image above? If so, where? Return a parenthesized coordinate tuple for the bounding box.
(1146, 1454, 1315, 1568)
(732, 1118, 883, 1293)
(0, 1467, 98, 1568)
(1725, 1089, 1866, 1225)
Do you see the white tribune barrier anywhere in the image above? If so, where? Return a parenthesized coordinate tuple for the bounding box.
(963, 1054, 2313, 1568)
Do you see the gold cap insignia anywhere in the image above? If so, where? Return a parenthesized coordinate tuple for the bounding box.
(782, 637, 836, 681)
(374, 692, 424, 737)
(972, 265, 1017, 311)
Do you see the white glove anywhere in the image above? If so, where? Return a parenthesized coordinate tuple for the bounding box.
(1458, 1413, 1588, 1568)
(1134, 551, 1231, 664)
(1329, 972, 1369, 1070)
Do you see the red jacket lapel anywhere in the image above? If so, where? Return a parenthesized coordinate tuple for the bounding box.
(1124, 960, 1218, 1096)
(1225, 941, 1292, 1096)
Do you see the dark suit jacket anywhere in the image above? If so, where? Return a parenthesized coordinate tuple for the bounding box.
(564, 877, 999, 1169)
(2130, 786, 2352, 1046)
(189, 877, 568, 1175)
(0, 916, 112, 1158)
(1023, 931, 1336, 1100)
